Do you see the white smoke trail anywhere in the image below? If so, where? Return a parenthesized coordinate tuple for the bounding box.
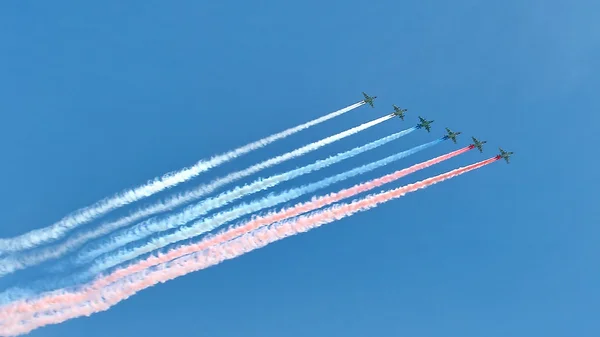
(0, 101, 364, 254)
(0, 108, 388, 278)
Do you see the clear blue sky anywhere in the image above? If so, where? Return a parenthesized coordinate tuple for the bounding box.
(1, 1, 598, 336)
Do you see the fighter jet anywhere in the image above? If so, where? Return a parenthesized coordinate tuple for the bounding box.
(390, 105, 408, 120)
(496, 147, 514, 164)
(470, 137, 487, 153)
(443, 127, 462, 144)
(362, 92, 377, 107)
(416, 116, 434, 132)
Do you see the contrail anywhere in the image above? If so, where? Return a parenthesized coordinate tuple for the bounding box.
(78, 137, 441, 278)
(0, 101, 365, 254)
(7, 136, 440, 294)
(0, 146, 475, 318)
(0, 127, 411, 305)
(0, 157, 498, 336)
(73, 126, 416, 266)
(0, 107, 387, 278)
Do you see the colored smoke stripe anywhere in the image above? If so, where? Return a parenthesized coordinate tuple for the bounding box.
(0, 157, 497, 336)
(0, 126, 416, 303)
(80, 136, 439, 277)
(0, 147, 474, 318)
(73, 115, 399, 265)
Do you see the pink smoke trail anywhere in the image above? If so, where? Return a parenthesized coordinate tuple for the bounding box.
(0, 146, 474, 319)
(1, 146, 475, 319)
(0, 149, 481, 326)
(0, 157, 498, 336)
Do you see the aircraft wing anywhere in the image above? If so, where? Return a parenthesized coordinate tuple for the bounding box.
(425, 124, 431, 132)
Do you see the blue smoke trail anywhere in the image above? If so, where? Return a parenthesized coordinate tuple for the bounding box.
(71, 127, 417, 266)
(81, 138, 445, 278)
(0, 127, 418, 304)
(0, 138, 445, 304)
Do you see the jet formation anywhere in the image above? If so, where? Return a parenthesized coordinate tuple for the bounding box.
(360, 92, 514, 163)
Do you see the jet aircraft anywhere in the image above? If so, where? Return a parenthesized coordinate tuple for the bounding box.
(443, 127, 462, 143)
(391, 105, 408, 120)
(496, 147, 514, 163)
(470, 137, 487, 153)
(416, 116, 434, 132)
(362, 92, 377, 107)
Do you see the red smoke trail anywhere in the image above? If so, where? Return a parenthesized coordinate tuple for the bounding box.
(0, 157, 497, 336)
(0, 146, 474, 318)
(0, 146, 473, 317)
(0, 148, 477, 323)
